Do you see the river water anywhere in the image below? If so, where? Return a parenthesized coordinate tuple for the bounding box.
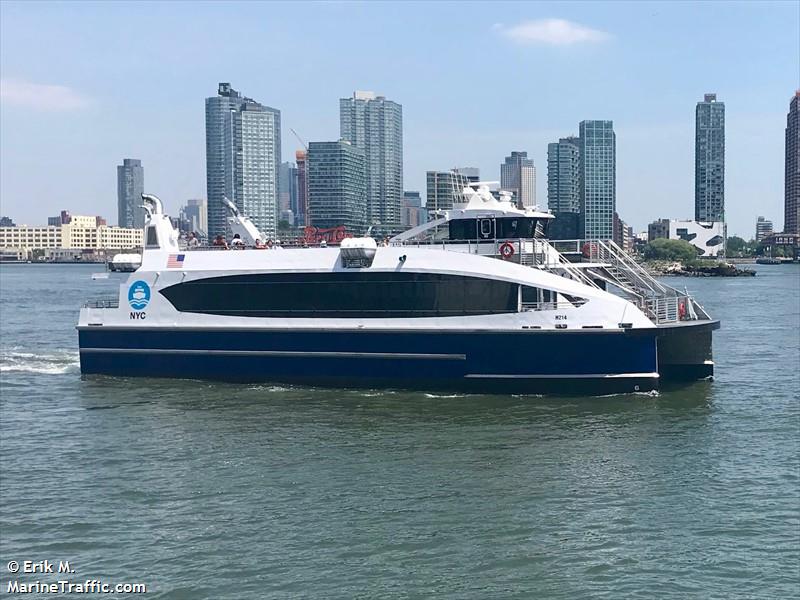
(1, 263, 798, 598)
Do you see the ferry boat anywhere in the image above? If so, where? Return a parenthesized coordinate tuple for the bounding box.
(108, 253, 142, 272)
(77, 191, 719, 394)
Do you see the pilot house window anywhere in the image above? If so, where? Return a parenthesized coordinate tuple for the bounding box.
(145, 226, 159, 248)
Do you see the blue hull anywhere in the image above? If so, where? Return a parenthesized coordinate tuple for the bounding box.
(78, 328, 659, 395)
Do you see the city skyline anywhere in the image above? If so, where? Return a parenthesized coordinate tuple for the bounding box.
(0, 2, 797, 237)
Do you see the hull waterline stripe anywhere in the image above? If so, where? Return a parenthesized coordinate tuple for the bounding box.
(464, 372, 659, 379)
(79, 348, 467, 361)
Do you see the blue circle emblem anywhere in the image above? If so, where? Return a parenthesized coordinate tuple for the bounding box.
(128, 280, 151, 310)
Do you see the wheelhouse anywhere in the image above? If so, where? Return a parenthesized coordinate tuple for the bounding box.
(448, 216, 550, 241)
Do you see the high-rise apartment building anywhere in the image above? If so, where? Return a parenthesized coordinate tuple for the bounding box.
(579, 121, 616, 239)
(205, 82, 281, 239)
(295, 150, 309, 227)
(500, 151, 536, 208)
(785, 91, 800, 234)
(117, 159, 144, 229)
(547, 137, 581, 214)
(339, 91, 403, 234)
(755, 216, 774, 242)
(307, 140, 367, 235)
(426, 170, 473, 214)
(695, 93, 725, 223)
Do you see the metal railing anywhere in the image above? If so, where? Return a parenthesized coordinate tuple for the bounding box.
(84, 297, 119, 309)
(396, 237, 602, 289)
(646, 296, 679, 323)
(521, 300, 587, 312)
(586, 240, 671, 297)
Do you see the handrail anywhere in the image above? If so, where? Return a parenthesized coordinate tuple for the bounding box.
(602, 240, 671, 295)
(84, 297, 119, 309)
(587, 240, 666, 296)
(521, 300, 587, 311)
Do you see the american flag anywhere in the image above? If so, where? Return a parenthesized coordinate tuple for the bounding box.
(167, 254, 185, 268)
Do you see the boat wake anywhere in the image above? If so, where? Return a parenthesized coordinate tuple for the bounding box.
(0, 349, 80, 375)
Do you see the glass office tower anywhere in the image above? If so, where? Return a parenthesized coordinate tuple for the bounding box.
(579, 121, 616, 239)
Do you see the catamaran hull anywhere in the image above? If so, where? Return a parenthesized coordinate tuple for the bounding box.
(78, 327, 660, 395)
(656, 320, 720, 380)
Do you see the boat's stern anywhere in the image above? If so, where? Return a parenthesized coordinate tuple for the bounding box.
(656, 319, 720, 380)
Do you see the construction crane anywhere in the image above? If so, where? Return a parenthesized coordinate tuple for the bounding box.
(290, 128, 308, 151)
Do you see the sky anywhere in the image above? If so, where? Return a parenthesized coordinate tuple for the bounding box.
(0, 1, 798, 238)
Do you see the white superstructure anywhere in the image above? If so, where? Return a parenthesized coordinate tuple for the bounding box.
(77, 191, 718, 393)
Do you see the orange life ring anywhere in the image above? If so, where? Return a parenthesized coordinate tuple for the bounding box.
(499, 242, 515, 259)
(678, 301, 687, 319)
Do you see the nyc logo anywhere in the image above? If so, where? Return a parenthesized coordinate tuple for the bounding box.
(128, 280, 151, 311)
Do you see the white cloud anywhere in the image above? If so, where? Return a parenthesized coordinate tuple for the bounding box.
(495, 18, 612, 46)
(0, 79, 91, 111)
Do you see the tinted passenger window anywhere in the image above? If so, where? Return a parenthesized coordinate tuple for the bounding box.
(160, 272, 520, 318)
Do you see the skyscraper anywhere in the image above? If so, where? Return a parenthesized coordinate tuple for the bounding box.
(426, 170, 472, 214)
(117, 158, 144, 229)
(307, 140, 367, 235)
(279, 161, 299, 223)
(547, 137, 580, 214)
(579, 121, 616, 239)
(500, 151, 536, 208)
(695, 93, 725, 223)
(295, 150, 309, 227)
(785, 91, 799, 234)
(205, 82, 281, 239)
(339, 91, 403, 234)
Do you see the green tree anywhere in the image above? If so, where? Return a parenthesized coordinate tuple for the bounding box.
(726, 235, 747, 255)
(643, 239, 698, 262)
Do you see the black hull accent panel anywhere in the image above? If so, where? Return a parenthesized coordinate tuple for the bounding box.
(656, 320, 720, 380)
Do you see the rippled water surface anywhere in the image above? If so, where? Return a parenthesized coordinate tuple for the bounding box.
(1, 264, 798, 598)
